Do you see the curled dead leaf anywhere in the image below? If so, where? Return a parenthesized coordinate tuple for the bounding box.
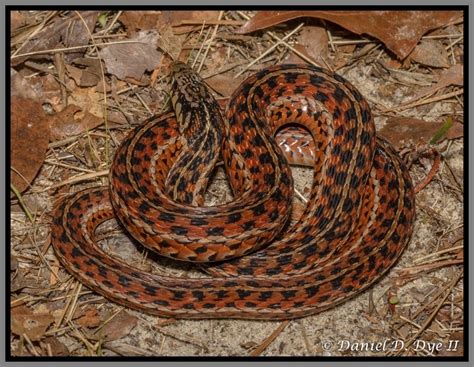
(11, 69, 42, 100)
(11, 11, 30, 32)
(119, 11, 161, 35)
(11, 267, 29, 293)
(42, 336, 70, 356)
(412, 64, 463, 101)
(11, 96, 49, 194)
(49, 104, 103, 141)
(160, 10, 221, 33)
(101, 312, 138, 341)
(11, 305, 55, 341)
(206, 74, 245, 98)
(66, 57, 102, 87)
(410, 40, 450, 68)
(294, 25, 328, 64)
(101, 31, 162, 80)
(12, 11, 99, 66)
(379, 116, 463, 149)
(236, 10, 462, 59)
(67, 85, 104, 118)
(73, 306, 102, 328)
(120, 10, 221, 36)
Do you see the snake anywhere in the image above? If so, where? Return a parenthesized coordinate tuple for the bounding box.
(50, 62, 415, 320)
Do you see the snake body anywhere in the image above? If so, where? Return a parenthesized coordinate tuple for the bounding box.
(51, 63, 415, 319)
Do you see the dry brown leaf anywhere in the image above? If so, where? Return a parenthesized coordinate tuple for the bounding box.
(11, 267, 30, 293)
(12, 70, 63, 112)
(439, 331, 463, 356)
(11, 256, 19, 272)
(338, 43, 357, 55)
(119, 11, 161, 35)
(160, 10, 221, 33)
(413, 64, 463, 100)
(49, 104, 103, 140)
(236, 11, 462, 59)
(126, 11, 208, 62)
(67, 85, 104, 118)
(32, 74, 63, 107)
(66, 57, 102, 87)
(12, 11, 99, 66)
(102, 312, 138, 341)
(284, 44, 312, 65)
(11, 96, 49, 194)
(66, 64, 99, 88)
(11, 11, 30, 32)
(42, 336, 70, 356)
(11, 69, 42, 100)
(206, 74, 245, 98)
(101, 31, 162, 80)
(296, 25, 328, 63)
(11, 305, 55, 341)
(157, 25, 188, 62)
(73, 306, 102, 328)
(379, 117, 463, 149)
(437, 64, 464, 86)
(207, 46, 231, 72)
(384, 59, 403, 70)
(410, 40, 450, 68)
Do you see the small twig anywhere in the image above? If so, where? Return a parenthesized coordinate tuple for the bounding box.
(156, 328, 210, 353)
(414, 149, 441, 194)
(68, 320, 97, 355)
(42, 170, 108, 191)
(22, 334, 40, 357)
(91, 307, 124, 336)
(74, 11, 110, 167)
(129, 83, 152, 114)
(235, 23, 304, 78)
(65, 283, 83, 324)
(326, 29, 336, 53)
(397, 259, 463, 277)
(422, 33, 463, 40)
(197, 11, 224, 73)
(444, 36, 464, 50)
(298, 320, 312, 355)
(11, 11, 58, 57)
(44, 159, 98, 173)
(331, 39, 374, 45)
(250, 321, 289, 356)
(395, 272, 462, 356)
(413, 244, 463, 264)
(11, 40, 144, 59)
(56, 279, 77, 328)
(95, 11, 123, 35)
(10, 183, 34, 224)
(191, 25, 211, 68)
(294, 188, 308, 204)
(381, 89, 464, 113)
(237, 12, 322, 69)
(235, 10, 323, 70)
(173, 19, 245, 27)
(54, 53, 68, 108)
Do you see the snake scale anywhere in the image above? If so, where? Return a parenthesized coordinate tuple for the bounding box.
(51, 62, 415, 320)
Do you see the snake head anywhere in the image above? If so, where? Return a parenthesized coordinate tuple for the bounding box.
(169, 62, 212, 135)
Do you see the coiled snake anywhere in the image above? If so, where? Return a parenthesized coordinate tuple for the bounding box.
(51, 62, 415, 319)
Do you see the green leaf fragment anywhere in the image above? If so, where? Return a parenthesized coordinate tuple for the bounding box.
(429, 116, 453, 145)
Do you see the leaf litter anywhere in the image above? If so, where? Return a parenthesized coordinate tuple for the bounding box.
(9, 9, 464, 357)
